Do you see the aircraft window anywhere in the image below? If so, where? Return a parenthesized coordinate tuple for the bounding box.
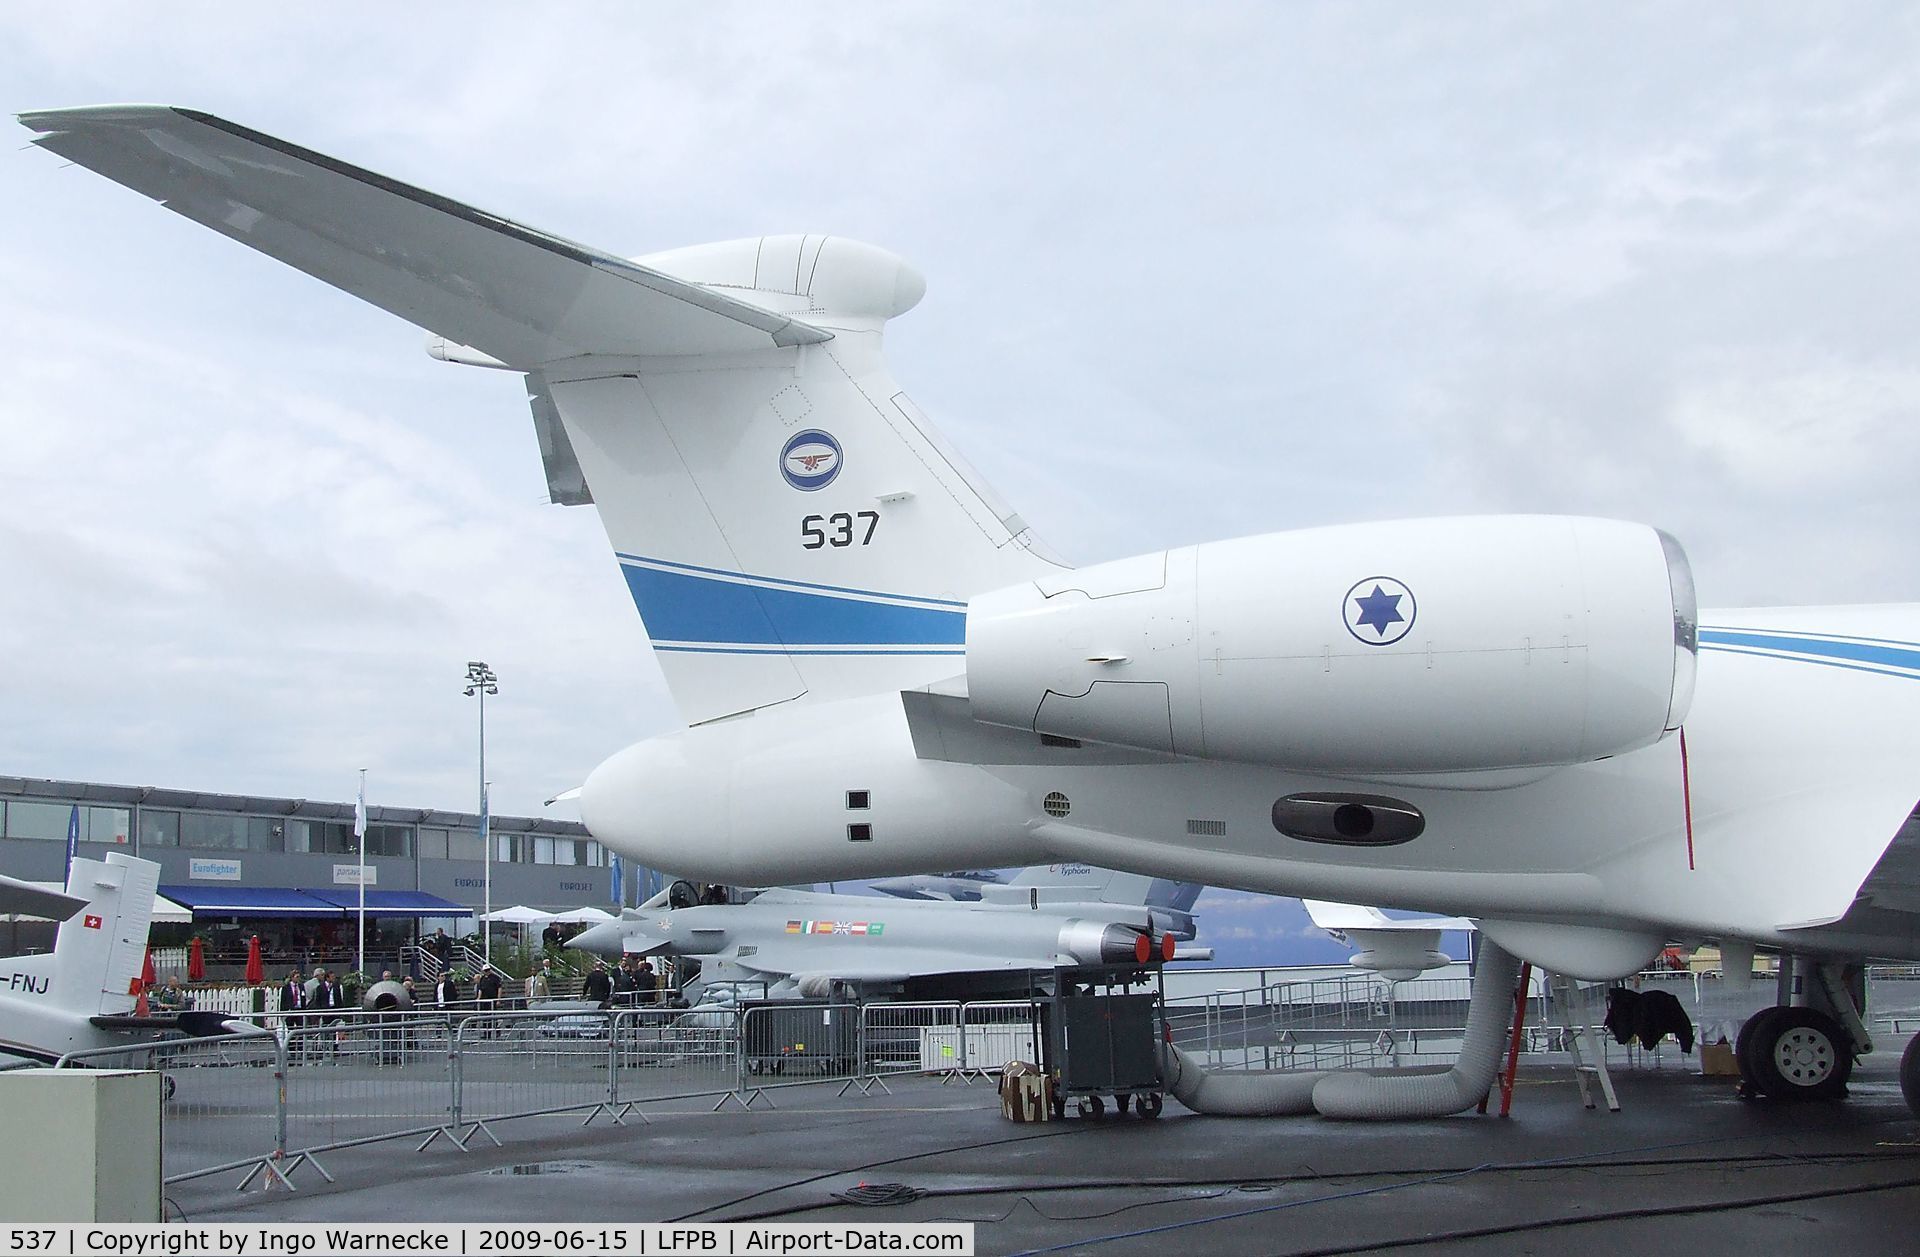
(846, 790, 871, 810)
(847, 823, 873, 842)
(1043, 792, 1072, 818)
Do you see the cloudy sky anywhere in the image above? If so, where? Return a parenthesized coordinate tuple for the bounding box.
(5, 7, 1917, 964)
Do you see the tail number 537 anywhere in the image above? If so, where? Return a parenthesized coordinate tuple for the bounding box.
(802, 511, 880, 549)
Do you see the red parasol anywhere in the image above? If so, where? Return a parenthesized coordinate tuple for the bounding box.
(140, 948, 156, 988)
(187, 935, 205, 981)
(244, 934, 264, 985)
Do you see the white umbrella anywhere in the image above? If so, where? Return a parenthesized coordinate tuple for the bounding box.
(544, 906, 615, 924)
(480, 904, 553, 924)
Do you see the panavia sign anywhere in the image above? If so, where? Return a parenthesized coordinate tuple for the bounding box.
(780, 430, 843, 491)
(786, 919, 883, 936)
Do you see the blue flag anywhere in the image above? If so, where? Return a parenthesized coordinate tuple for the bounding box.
(64, 804, 79, 879)
(610, 855, 624, 908)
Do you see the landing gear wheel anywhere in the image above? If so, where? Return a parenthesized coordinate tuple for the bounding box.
(1735, 1007, 1787, 1095)
(1136, 1092, 1163, 1119)
(1747, 1007, 1852, 1101)
(1114, 1092, 1132, 1114)
(1901, 1036, 1920, 1119)
(1076, 1094, 1106, 1120)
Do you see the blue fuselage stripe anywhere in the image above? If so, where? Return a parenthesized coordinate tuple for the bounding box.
(1699, 628, 1920, 676)
(614, 552, 967, 607)
(621, 561, 967, 649)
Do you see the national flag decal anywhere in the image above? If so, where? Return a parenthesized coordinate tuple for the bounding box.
(795, 920, 882, 937)
(83, 914, 102, 930)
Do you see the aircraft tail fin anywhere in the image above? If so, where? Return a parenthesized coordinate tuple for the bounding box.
(540, 235, 1068, 722)
(19, 106, 1071, 724)
(7, 853, 157, 1018)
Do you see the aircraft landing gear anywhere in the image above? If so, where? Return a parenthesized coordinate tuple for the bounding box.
(1738, 1006, 1852, 1101)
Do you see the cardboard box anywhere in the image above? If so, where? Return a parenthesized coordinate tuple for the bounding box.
(999, 1061, 1051, 1122)
(1700, 1041, 1739, 1077)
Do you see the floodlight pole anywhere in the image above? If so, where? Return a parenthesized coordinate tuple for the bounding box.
(465, 661, 499, 963)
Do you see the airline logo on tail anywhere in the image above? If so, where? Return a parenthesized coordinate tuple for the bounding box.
(781, 430, 843, 491)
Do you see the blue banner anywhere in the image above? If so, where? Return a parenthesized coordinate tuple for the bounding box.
(610, 855, 624, 907)
(64, 804, 79, 879)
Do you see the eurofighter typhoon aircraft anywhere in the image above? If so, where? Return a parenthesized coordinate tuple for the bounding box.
(567, 865, 1207, 1001)
(25, 106, 1920, 1119)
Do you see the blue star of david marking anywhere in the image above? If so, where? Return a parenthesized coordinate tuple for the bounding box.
(1352, 585, 1405, 637)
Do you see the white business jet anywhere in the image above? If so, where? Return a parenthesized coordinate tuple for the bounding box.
(22, 106, 1920, 1118)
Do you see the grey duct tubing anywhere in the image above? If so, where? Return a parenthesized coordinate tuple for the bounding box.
(1310, 938, 1523, 1120)
(1158, 1039, 1325, 1115)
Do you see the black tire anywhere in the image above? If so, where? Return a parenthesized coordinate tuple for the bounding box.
(1735, 1007, 1788, 1089)
(1115, 1092, 1132, 1114)
(1901, 1036, 1920, 1120)
(1747, 1007, 1852, 1100)
(1077, 1094, 1105, 1120)
(1137, 1092, 1163, 1119)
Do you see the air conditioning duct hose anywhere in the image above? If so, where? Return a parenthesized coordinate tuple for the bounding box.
(1157, 939, 1523, 1120)
(1158, 1040, 1325, 1116)
(1309, 939, 1521, 1120)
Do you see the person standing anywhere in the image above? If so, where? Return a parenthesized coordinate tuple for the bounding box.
(583, 960, 613, 1008)
(436, 969, 462, 1008)
(279, 970, 304, 1013)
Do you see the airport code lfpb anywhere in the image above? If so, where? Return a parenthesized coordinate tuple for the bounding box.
(2, 1226, 973, 1256)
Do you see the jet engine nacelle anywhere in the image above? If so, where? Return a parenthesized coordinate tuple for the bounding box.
(1056, 919, 1155, 966)
(967, 516, 1697, 776)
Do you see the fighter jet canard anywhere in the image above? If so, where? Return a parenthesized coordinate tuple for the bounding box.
(569, 867, 1208, 1000)
(0, 852, 225, 1065)
(25, 108, 1920, 1111)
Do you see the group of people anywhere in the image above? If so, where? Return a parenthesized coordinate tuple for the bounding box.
(577, 956, 667, 1008)
(277, 968, 346, 1011)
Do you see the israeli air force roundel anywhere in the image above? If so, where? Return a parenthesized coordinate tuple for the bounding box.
(1344, 576, 1416, 646)
(780, 429, 843, 491)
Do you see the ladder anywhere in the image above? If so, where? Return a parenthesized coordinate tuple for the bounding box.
(1549, 972, 1620, 1112)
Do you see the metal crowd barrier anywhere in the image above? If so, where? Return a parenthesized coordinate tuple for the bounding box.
(48, 997, 1048, 1192)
